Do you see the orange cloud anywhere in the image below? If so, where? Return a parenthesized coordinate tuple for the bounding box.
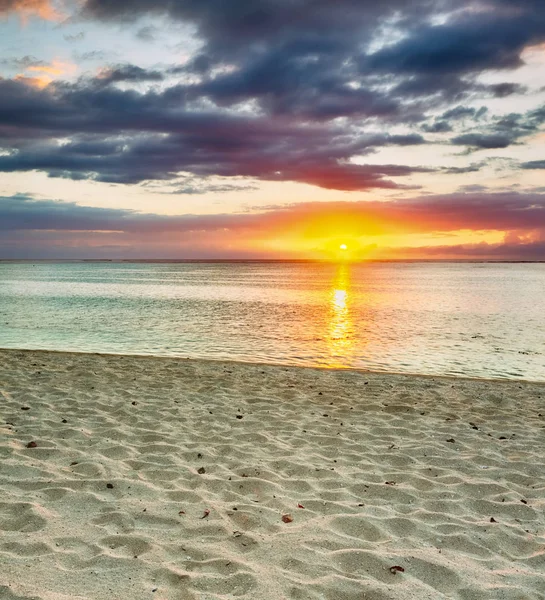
(16, 59, 77, 86)
(14, 74, 52, 88)
(28, 60, 69, 76)
(0, 0, 64, 21)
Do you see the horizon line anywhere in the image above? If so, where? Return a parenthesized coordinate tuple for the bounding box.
(1, 258, 544, 264)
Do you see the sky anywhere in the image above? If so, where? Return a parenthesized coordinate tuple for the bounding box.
(1, 0, 545, 260)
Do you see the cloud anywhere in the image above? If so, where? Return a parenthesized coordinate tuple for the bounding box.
(3, 190, 545, 236)
(450, 133, 516, 149)
(96, 64, 164, 84)
(521, 160, 545, 169)
(3, 59, 78, 88)
(64, 31, 86, 43)
(1, 0, 544, 191)
(447, 104, 545, 150)
(2, 191, 545, 258)
(26, 59, 76, 78)
(422, 120, 452, 133)
(489, 82, 526, 98)
(0, 0, 61, 20)
(365, 8, 545, 76)
(385, 239, 545, 260)
(73, 50, 113, 62)
(441, 106, 488, 121)
(136, 26, 157, 42)
(0, 55, 47, 69)
(442, 163, 484, 174)
(75, 0, 544, 116)
(0, 76, 433, 189)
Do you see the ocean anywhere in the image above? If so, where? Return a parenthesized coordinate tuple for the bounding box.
(0, 261, 543, 381)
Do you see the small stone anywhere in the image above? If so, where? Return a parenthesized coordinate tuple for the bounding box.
(106, 483, 114, 489)
(197, 467, 206, 474)
(281, 514, 293, 523)
(389, 565, 405, 574)
(26, 441, 38, 448)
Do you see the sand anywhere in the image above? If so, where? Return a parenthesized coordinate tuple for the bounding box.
(0, 349, 544, 600)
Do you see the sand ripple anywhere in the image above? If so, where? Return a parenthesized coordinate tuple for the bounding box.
(1, 349, 544, 599)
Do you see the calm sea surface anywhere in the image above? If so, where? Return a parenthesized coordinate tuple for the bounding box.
(0, 261, 544, 381)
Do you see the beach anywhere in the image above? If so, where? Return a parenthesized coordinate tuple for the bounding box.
(1, 348, 544, 600)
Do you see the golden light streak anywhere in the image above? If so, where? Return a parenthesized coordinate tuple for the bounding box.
(326, 264, 354, 366)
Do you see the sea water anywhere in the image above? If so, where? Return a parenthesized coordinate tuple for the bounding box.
(0, 261, 543, 381)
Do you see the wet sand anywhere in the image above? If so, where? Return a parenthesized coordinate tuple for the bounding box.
(1, 349, 544, 600)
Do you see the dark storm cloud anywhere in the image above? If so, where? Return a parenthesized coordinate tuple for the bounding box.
(1, 0, 544, 188)
(80, 0, 531, 115)
(179, 34, 411, 121)
(80, 0, 430, 49)
(0, 76, 433, 189)
(365, 9, 545, 76)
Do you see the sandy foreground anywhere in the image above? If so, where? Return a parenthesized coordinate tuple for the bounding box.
(0, 349, 544, 600)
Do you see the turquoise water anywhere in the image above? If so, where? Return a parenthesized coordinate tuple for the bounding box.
(0, 261, 544, 380)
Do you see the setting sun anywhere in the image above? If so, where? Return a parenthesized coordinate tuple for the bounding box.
(339, 244, 348, 250)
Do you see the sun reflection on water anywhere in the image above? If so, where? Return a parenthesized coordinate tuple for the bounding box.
(327, 264, 354, 365)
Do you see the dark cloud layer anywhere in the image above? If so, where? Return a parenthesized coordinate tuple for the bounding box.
(0, 76, 433, 189)
(0, 0, 544, 193)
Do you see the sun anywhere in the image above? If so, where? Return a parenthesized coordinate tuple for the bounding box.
(339, 244, 348, 251)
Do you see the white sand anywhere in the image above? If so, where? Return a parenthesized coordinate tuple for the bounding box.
(1, 349, 544, 600)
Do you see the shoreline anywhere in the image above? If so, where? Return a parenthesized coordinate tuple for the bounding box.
(1, 348, 544, 600)
(2, 346, 543, 386)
